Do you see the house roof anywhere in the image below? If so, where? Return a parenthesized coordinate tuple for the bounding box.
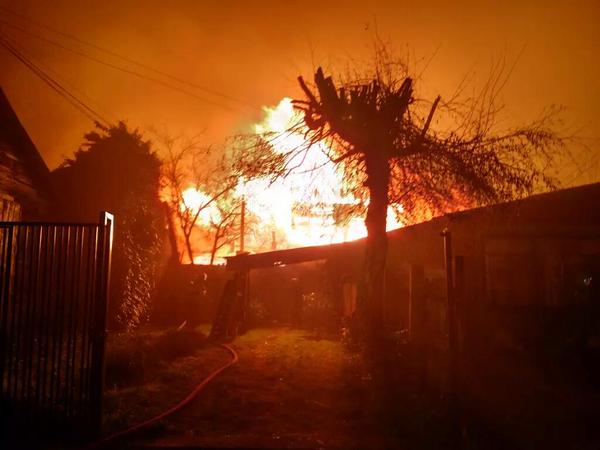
(0, 87, 52, 205)
(226, 182, 600, 270)
(438, 181, 600, 225)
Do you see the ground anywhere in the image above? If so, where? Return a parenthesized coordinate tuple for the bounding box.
(105, 326, 406, 449)
(102, 325, 600, 450)
(459, 347, 600, 450)
(103, 325, 229, 436)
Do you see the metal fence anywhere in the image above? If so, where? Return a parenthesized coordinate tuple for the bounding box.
(0, 212, 113, 440)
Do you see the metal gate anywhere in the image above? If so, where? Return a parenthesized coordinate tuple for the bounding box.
(0, 212, 113, 440)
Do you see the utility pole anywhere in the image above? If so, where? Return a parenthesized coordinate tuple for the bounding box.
(239, 196, 245, 253)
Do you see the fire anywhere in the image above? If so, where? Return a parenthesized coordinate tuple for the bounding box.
(179, 97, 403, 262)
(244, 98, 402, 249)
(181, 187, 221, 225)
(193, 255, 227, 265)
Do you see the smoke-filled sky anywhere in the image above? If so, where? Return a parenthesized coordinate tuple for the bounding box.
(0, 0, 598, 185)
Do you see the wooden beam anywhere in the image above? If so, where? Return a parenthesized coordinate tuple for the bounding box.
(226, 240, 363, 271)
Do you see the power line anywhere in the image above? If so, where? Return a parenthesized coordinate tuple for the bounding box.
(1, 30, 198, 151)
(0, 6, 255, 109)
(0, 4, 253, 107)
(1, 29, 118, 125)
(0, 19, 244, 113)
(0, 34, 108, 125)
(0, 31, 111, 126)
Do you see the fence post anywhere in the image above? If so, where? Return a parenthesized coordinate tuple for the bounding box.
(89, 212, 113, 436)
(443, 229, 463, 448)
(454, 256, 465, 353)
(442, 229, 459, 391)
(234, 268, 250, 336)
(409, 264, 425, 345)
(0, 225, 14, 399)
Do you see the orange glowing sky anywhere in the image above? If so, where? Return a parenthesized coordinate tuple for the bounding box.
(0, 0, 598, 185)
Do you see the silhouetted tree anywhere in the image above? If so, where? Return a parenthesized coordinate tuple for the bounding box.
(206, 190, 240, 264)
(294, 58, 566, 340)
(51, 122, 164, 329)
(243, 50, 567, 342)
(161, 135, 238, 263)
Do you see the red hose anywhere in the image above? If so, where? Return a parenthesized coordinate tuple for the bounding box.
(87, 343, 238, 449)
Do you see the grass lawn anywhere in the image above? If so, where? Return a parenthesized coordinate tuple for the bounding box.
(102, 325, 600, 449)
(102, 324, 231, 437)
(125, 327, 406, 449)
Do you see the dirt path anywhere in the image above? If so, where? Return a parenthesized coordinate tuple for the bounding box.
(133, 328, 403, 449)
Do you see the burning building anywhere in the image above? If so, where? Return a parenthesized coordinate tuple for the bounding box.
(215, 182, 600, 344)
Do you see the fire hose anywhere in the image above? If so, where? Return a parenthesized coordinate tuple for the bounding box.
(87, 343, 238, 449)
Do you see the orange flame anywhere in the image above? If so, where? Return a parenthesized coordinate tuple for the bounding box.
(180, 98, 403, 262)
(181, 187, 221, 225)
(242, 98, 401, 249)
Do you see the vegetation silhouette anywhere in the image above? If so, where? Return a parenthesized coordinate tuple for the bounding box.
(160, 134, 242, 264)
(52, 122, 164, 329)
(234, 45, 569, 344)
